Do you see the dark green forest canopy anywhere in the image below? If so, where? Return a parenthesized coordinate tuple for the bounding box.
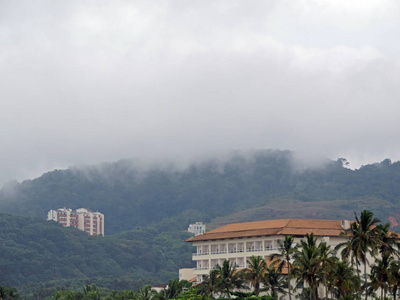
(0, 213, 192, 297)
(1, 150, 400, 234)
(1, 150, 400, 297)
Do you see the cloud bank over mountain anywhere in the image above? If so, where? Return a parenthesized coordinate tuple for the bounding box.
(1, 0, 400, 184)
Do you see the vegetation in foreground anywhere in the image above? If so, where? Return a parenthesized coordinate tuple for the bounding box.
(3, 209, 399, 300)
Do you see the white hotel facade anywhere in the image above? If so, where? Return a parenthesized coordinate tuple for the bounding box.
(186, 219, 351, 283)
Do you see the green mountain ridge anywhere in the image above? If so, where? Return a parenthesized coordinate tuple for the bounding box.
(1, 149, 400, 297)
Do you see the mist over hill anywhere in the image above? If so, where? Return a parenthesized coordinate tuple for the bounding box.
(1, 149, 400, 233)
(2, 149, 400, 297)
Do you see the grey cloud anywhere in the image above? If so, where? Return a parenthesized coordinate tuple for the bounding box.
(1, 0, 400, 185)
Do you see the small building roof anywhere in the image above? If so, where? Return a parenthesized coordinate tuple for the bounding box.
(186, 219, 346, 242)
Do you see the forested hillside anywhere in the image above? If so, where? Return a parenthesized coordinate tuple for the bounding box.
(0, 213, 192, 298)
(2, 149, 400, 297)
(1, 150, 400, 234)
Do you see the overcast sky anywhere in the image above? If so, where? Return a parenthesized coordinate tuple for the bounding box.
(1, 0, 400, 185)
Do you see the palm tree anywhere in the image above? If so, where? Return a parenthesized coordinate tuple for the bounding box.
(336, 221, 362, 273)
(214, 260, 244, 299)
(376, 223, 400, 256)
(0, 287, 6, 300)
(388, 259, 400, 300)
(369, 252, 391, 299)
(337, 210, 380, 300)
(240, 256, 267, 296)
(293, 233, 320, 300)
(196, 270, 220, 299)
(262, 265, 287, 299)
(3, 287, 20, 300)
(330, 260, 360, 299)
(270, 235, 298, 300)
(159, 278, 191, 299)
(136, 285, 155, 300)
(82, 284, 100, 300)
(317, 242, 337, 300)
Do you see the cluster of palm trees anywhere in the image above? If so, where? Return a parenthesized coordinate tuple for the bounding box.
(196, 210, 400, 300)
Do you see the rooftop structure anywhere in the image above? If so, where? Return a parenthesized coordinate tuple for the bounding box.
(188, 222, 206, 236)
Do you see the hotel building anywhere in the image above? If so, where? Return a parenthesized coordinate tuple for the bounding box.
(47, 208, 105, 236)
(186, 219, 350, 283)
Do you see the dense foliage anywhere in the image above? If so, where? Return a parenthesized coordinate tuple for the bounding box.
(1, 209, 398, 300)
(19, 210, 398, 300)
(1, 150, 400, 235)
(0, 213, 192, 298)
(2, 150, 400, 298)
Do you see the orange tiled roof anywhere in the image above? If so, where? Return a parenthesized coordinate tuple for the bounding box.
(186, 219, 346, 242)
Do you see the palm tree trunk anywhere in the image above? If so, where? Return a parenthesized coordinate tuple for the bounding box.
(314, 285, 319, 300)
(356, 263, 362, 299)
(288, 263, 292, 300)
(364, 260, 368, 300)
(272, 286, 277, 300)
(323, 265, 327, 300)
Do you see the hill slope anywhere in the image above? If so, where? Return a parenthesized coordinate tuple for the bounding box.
(0, 213, 192, 297)
(2, 149, 400, 296)
(1, 150, 400, 234)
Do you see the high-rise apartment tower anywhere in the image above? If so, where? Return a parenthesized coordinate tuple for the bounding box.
(47, 208, 104, 236)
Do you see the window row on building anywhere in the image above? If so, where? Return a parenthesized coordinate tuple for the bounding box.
(47, 208, 104, 236)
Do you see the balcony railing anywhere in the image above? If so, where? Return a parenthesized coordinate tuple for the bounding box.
(265, 247, 281, 251)
(246, 248, 263, 252)
(193, 252, 209, 256)
(210, 251, 227, 255)
(194, 267, 209, 270)
(228, 249, 244, 253)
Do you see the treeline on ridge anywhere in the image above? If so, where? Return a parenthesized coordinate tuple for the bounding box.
(1, 150, 400, 235)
